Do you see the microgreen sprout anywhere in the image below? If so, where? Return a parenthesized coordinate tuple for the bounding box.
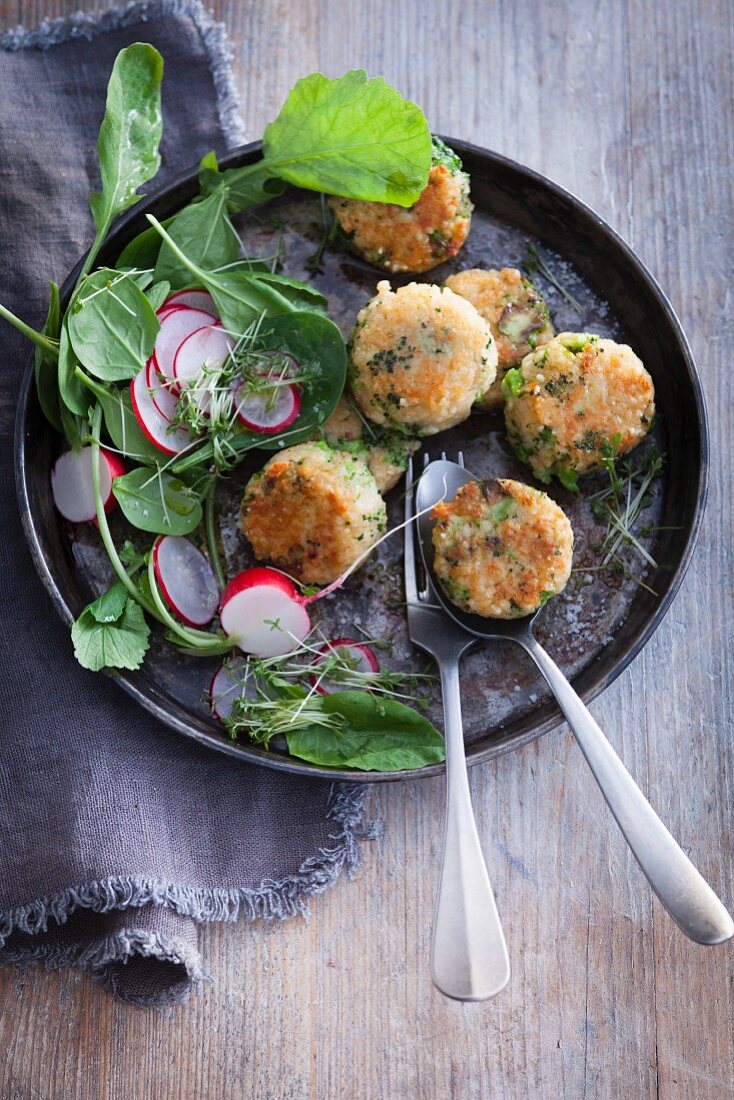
(524, 241, 583, 314)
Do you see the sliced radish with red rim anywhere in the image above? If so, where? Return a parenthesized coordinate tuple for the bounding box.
(210, 658, 250, 723)
(153, 535, 220, 627)
(234, 380, 301, 434)
(174, 324, 234, 416)
(219, 567, 310, 657)
(165, 289, 218, 317)
(152, 307, 214, 390)
(146, 358, 178, 424)
(51, 446, 125, 523)
(310, 638, 380, 694)
(130, 368, 191, 455)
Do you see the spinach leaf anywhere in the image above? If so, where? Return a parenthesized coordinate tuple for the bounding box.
(58, 319, 90, 418)
(172, 310, 346, 474)
(88, 44, 163, 249)
(253, 272, 327, 314)
(67, 269, 159, 382)
(220, 71, 431, 210)
(285, 691, 445, 772)
(89, 380, 163, 465)
(153, 188, 240, 290)
(34, 281, 62, 431)
(112, 466, 202, 535)
(145, 280, 171, 313)
(71, 581, 150, 671)
(115, 216, 174, 271)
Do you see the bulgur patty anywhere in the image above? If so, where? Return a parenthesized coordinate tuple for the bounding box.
(349, 281, 497, 436)
(431, 478, 574, 619)
(444, 267, 554, 408)
(503, 333, 655, 487)
(329, 138, 473, 274)
(241, 442, 386, 586)
(318, 395, 420, 493)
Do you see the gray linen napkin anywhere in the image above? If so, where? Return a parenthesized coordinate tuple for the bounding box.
(0, 1, 373, 1007)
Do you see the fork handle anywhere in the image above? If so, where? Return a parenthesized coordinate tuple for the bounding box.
(432, 658, 510, 1000)
(524, 634, 733, 944)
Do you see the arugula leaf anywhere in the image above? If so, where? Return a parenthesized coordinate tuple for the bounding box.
(217, 71, 431, 209)
(88, 44, 163, 251)
(71, 581, 150, 671)
(112, 466, 202, 535)
(153, 188, 240, 290)
(285, 691, 445, 772)
(67, 269, 159, 382)
(34, 281, 62, 431)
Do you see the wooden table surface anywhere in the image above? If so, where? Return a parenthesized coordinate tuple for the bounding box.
(1, 1, 732, 1097)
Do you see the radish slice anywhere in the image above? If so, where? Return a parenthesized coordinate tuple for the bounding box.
(220, 567, 310, 658)
(51, 446, 124, 523)
(130, 367, 191, 455)
(146, 358, 178, 424)
(210, 658, 249, 723)
(173, 324, 234, 415)
(153, 535, 220, 627)
(165, 289, 218, 317)
(234, 381, 301, 434)
(310, 639, 380, 695)
(152, 307, 214, 390)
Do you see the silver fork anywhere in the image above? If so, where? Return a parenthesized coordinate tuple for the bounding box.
(404, 454, 510, 1001)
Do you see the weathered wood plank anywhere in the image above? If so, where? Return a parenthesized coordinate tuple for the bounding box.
(0, 1, 730, 1098)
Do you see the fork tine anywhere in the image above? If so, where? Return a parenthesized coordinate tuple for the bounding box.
(403, 456, 418, 603)
(441, 450, 447, 461)
(422, 451, 430, 469)
(457, 451, 465, 468)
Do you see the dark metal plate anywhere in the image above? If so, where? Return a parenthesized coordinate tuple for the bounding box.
(14, 140, 707, 782)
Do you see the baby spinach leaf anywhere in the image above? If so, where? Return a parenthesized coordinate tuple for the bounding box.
(89, 381, 162, 465)
(145, 280, 171, 313)
(89, 44, 163, 241)
(153, 188, 240, 290)
(253, 273, 327, 314)
(34, 281, 62, 432)
(262, 71, 431, 206)
(71, 580, 150, 672)
(67, 269, 159, 382)
(112, 466, 202, 535)
(285, 691, 445, 772)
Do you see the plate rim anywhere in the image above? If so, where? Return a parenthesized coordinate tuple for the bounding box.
(14, 138, 709, 783)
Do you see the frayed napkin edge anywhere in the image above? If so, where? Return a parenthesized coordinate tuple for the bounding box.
(1, 0, 248, 148)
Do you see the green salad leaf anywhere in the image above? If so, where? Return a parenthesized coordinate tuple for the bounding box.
(58, 319, 90, 419)
(112, 466, 202, 535)
(71, 581, 150, 671)
(285, 691, 445, 772)
(34, 281, 62, 432)
(67, 269, 159, 382)
(115, 216, 174, 271)
(145, 280, 171, 313)
(88, 44, 163, 253)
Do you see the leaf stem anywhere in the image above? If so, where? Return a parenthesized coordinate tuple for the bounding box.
(205, 480, 226, 590)
(0, 301, 60, 355)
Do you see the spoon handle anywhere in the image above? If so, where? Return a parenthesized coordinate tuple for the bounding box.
(432, 656, 510, 1000)
(524, 635, 733, 944)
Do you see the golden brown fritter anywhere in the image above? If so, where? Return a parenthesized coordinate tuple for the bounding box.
(241, 443, 386, 585)
(444, 267, 554, 408)
(349, 281, 496, 436)
(503, 333, 655, 487)
(431, 478, 574, 619)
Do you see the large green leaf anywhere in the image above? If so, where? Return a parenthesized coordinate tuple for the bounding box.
(112, 466, 202, 535)
(89, 43, 163, 235)
(261, 70, 432, 206)
(286, 692, 445, 771)
(67, 269, 159, 382)
(153, 188, 240, 290)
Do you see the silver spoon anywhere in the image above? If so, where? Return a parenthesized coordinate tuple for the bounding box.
(416, 457, 733, 945)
